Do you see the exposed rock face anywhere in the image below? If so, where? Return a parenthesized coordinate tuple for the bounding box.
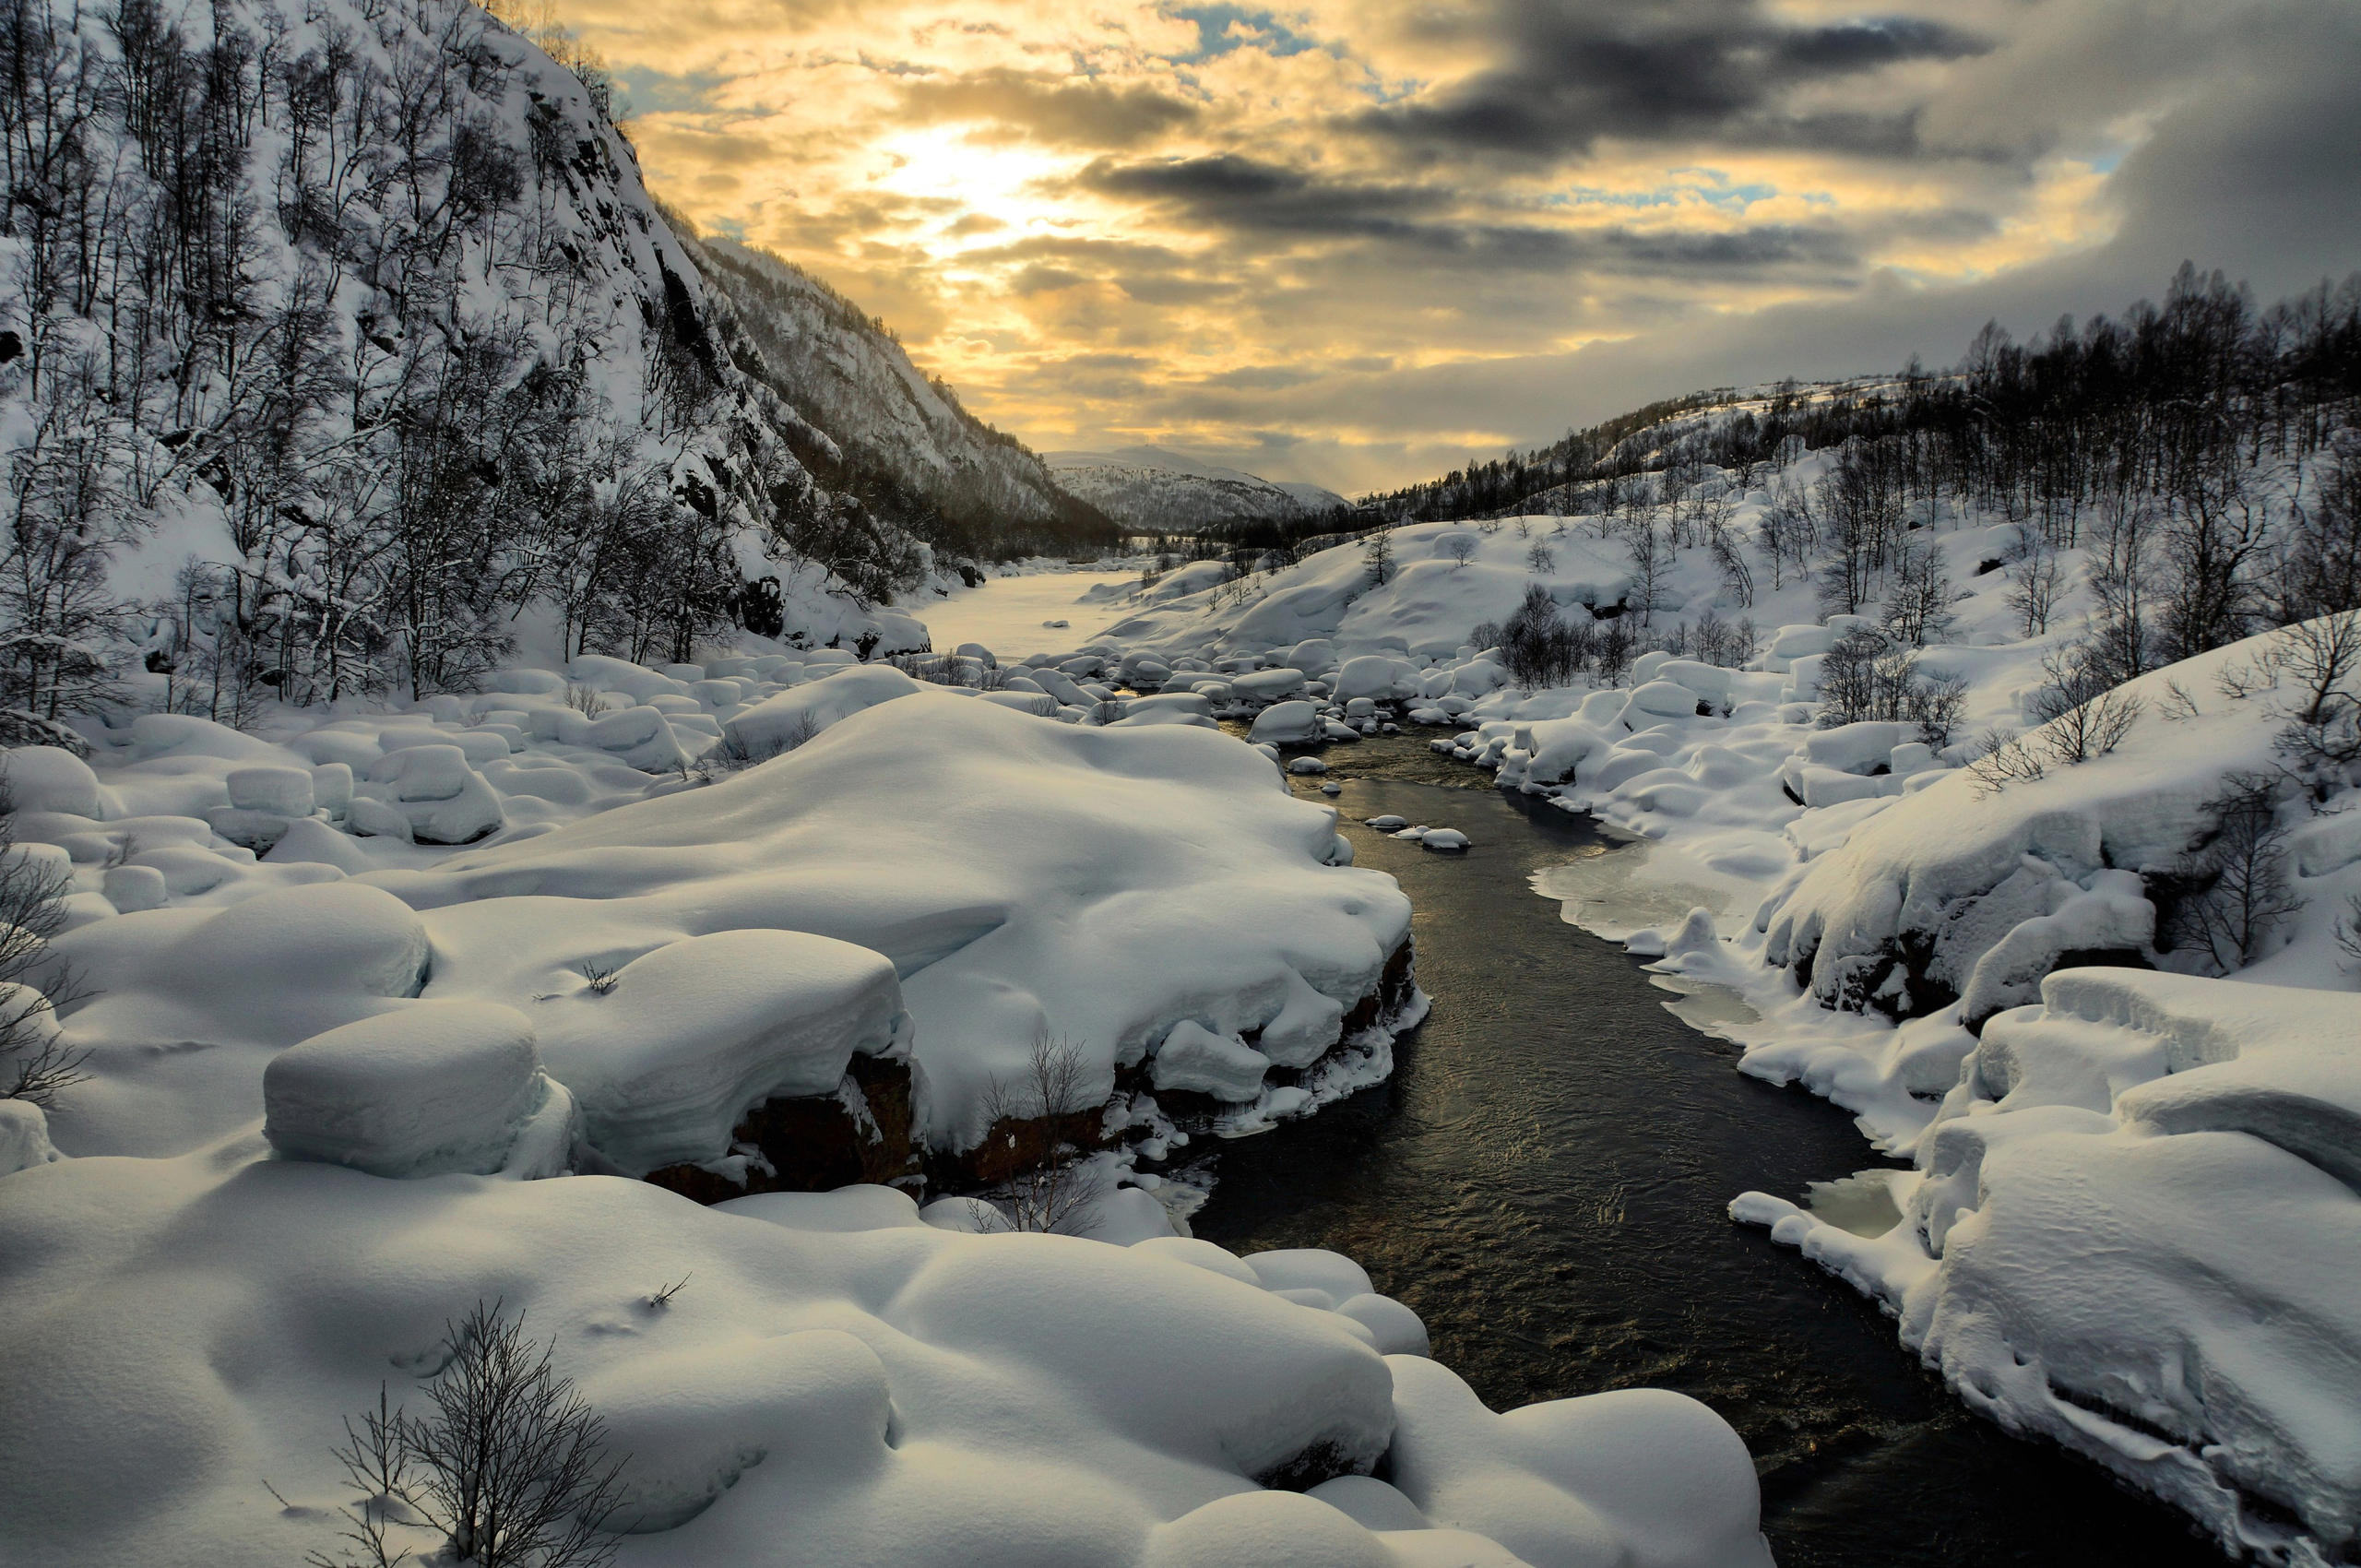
(645, 1051, 919, 1204)
(648, 938, 1419, 1205)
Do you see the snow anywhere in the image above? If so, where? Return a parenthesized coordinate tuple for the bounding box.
(262, 1002, 574, 1180)
(0, 625, 1781, 1568)
(1734, 967, 2361, 1562)
(531, 930, 908, 1177)
(0, 1153, 1767, 1568)
(904, 564, 1144, 658)
(1152, 1020, 1274, 1101)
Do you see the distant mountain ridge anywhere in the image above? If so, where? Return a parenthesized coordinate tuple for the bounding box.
(1044, 446, 1347, 534)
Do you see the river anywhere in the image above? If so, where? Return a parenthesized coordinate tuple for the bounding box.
(1183, 732, 2223, 1568)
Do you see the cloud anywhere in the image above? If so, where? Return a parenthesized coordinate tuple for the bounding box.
(897, 66, 1198, 147)
(1353, 0, 1990, 162)
(553, 0, 2360, 493)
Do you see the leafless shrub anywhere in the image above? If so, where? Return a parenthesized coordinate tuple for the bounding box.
(2269, 612, 2361, 786)
(1090, 699, 1124, 726)
(2159, 678, 2201, 722)
(646, 1275, 690, 1309)
(0, 786, 91, 1108)
(1966, 726, 2049, 798)
(577, 961, 620, 996)
(2336, 893, 2361, 977)
(2172, 773, 2306, 970)
(314, 1302, 626, 1568)
(1443, 535, 1476, 568)
(2041, 686, 2144, 765)
(976, 1036, 1105, 1236)
(564, 685, 611, 719)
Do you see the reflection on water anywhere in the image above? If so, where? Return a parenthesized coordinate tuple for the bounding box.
(1648, 972, 1763, 1032)
(1529, 837, 1732, 939)
(1805, 1172, 1908, 1240)
(1186, 731, 2220, 1568)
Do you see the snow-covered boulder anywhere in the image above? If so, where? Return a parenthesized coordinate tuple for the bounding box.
(1330, 655, 1420, 704)
(584, 705, 690, 772)
(359, 745, 504, 845)
(0, 1097, 61, 1178)
(1149, 1020, 1271, 1101)
(722, 665, 921, 757)
(1762, 629, 2306, 1018)
(1248, 700, 1323, 744)
(533, 930, 908, 1177)
(262, 1002, 575, 1179)
(1388, 1359, 1773, 1568)
(1231, 667, 1307, 702)
(1628, 679, 1703, 720)
(0, 747, 106, 818)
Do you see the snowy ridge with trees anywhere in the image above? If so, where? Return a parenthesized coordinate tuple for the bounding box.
(0, 0, 1108, 738)
(1047, 445, 1347, 536)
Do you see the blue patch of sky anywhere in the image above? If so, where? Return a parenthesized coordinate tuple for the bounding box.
(613, 66, 725, 114)
(1161, 4, 1320, 65)
(1546, 171, 1778, 212)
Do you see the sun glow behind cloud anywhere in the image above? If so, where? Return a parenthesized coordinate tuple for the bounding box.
(548, 0, 2339, 493)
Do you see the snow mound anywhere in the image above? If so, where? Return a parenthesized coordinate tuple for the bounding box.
(1735, 967, 2361, 1562)
(532, 930, 908, 1176)
(0, 1158, 1769, 1568)
(1760, 629, 2305, 1019)
(378, 691, 1412, 1151)
(263, 1002, 575, 1179)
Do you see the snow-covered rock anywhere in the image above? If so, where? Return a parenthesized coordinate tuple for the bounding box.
(262, 1002, 574, 1179)
(532, 930, 908, 1176)
(1736, 967, 2361, 1564)
(1151, 1020, 1272, 1101)
(1248, 701, 1323, 744)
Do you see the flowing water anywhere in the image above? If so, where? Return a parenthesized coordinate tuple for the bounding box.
(1186, 732, 2223, 1567)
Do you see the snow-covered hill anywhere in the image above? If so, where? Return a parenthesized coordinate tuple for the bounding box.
(1046, 447, 1347, 534)
(0, 0, 1107, 726)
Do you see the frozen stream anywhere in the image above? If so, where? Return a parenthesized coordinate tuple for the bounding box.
(1180, 733, 2224, 1568)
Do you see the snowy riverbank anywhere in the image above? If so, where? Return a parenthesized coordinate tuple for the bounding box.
(0, 645, 1778, 1568)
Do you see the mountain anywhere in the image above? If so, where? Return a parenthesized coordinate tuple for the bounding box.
(680, 234, 1113, 564)
(0, 0, 1102, 731)
(1043, 446, 1347, 534)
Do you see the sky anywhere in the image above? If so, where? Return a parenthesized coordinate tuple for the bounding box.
(556, 0, 2361, 496)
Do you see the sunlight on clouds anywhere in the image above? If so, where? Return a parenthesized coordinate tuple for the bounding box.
(552, 0, 2160, 490)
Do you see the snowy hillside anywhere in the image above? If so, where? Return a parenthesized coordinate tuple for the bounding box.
(1047, 447, 1347, 534)
(0, 0, 1109, 729)
(687, 237, 1115, 560)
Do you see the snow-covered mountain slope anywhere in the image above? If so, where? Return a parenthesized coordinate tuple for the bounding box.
(1046, 446, 1347, 534)
(685, 236, 1114, 559)
(0, 0, 1103, 722)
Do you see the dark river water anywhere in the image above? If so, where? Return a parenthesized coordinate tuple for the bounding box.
(1187, 732, 2222, 1568)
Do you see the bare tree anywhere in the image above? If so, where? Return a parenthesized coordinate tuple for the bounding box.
(2174, 774, 2305, 971)
(315, 1301, 625, 1568)
(975, 1035, 1104, 1236)
(2003, 525, 2066, 637)
(1442, 534, 1476, 569)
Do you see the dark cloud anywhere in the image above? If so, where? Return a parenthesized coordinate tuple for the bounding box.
(897, 67, 1197, 147)
(1077, 152, 1857, 273)
(1356, 0, 1988, 161)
